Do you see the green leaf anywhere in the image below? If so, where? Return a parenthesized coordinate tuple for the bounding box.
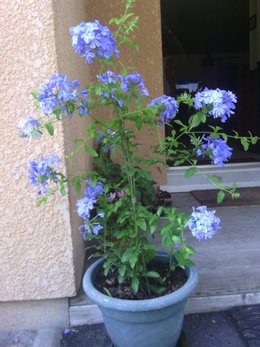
(95, 85, 102, 95)
(31, 90, 39, 99)
(109, 17, 121, 25)
(160, 223, 173, 234)
(172, 235, 181, 244)
(66, 102, 75, 115)
(177, 92, 193, 107)
(185, 167, 199, 179)
(103, 260, 112, 276)
(114, 198, 123, 212)
(84, 145, 98, 157)
(174, 119, 186, 127)
(122, 248, 132, 263)
(184, 246, 196, 255)
(45, 122, 54, 136)
(118, 264, 126, 277)
(189, 113, 204, 129)
(129, 252, 138, 269)
(149, 215, 158, 234)
(217, 191, 225, 204)
(59, 181, 66, 196)
(181, 258, 194, 266)
(131, 277, 139, 293)
(118, 274, 124, 284)
(36, 195, 48, 206)
(161, 227, 174, 248)
(241, 137, 249, 151)
(207, 175, 222, 186)
(156, 206, 163, 217)
(136, 218, 146, 231)
(103, 287, 112, 297)
(251, 136, 258, 145)
(146, 271, 160, 278)
(222, 133, 228, 141)
(54, 106, 61, 119)
(135, 116, 142, 129)
(149, 284, 166, 295)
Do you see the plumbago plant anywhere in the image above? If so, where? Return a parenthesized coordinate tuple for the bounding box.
(18, 0, 259, 297)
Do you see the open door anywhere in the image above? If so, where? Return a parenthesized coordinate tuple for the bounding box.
(160, 0, 260, 192)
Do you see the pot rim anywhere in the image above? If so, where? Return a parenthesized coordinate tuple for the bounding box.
(83, 257, 198, 311)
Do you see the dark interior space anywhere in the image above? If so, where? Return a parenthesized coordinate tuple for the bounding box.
(161, 0, 260, 162)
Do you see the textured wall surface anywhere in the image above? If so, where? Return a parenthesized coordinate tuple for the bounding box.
(0, 0, 89, 301)
(52, 0, 92, 296)
(87, 0, 165, 184)
(0, 0, 164, 305)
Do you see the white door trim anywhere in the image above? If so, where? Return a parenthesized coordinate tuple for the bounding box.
(160, 162, 260, 192)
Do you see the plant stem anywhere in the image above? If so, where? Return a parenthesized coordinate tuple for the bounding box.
(141, 252, 151, 296)
(169, 246, 173, 276)
(116, 110, 151, 295)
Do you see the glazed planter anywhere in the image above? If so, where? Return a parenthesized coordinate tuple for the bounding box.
(83, 255, 198, 347)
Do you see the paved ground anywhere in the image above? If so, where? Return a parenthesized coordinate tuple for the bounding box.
(60, 304, 260, 347)
(0, 328, 62, 347)
(1, 304, 260, 346)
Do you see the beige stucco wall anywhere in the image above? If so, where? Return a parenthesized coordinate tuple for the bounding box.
(0, 0, 164, 308)
(0, 0, 89, 302)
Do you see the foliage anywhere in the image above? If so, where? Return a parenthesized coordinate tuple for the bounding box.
(18, 0, 259, 297)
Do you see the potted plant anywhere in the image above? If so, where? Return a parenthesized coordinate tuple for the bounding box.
(18, 1, 259, 346)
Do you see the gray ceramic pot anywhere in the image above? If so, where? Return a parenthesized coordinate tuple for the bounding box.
(83, 255, 198, 347)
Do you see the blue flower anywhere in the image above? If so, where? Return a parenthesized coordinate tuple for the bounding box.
(97, 71, 149, 106)
(28, 155, 61, 195)
(197, 136, 232, 167)
(186, 206, 221, 241)
(17, 116, 41, 138)
(70, 20, 119, 64)
(84, 179, 104, 201)
(194, 88, 237, 122)
(93, 223, 103, 235)
(76, 197, 94, 219)
(38, 74, 88, 117)
(147, 95, 179, 123)
(77, 179, 105, 238)
(77, 179, 104, 219)
(97, 71, 123, 106)
(79, 223, 91, 239)
(79, 221, 103, 238)
(121, 72, 149, 96)
(97, 71, 122, 84)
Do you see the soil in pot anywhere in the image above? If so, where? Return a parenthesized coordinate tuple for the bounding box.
(94, 260, 187, 300)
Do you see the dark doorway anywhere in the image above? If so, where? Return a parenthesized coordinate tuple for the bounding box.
(161, 0, 260, 164)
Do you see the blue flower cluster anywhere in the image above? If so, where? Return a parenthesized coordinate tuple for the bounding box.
(77, 179, 104, 237)
(197, 136, 232, 167)
(28, 155, 60, 195)
(18, 116, 41, 138)
(186, 206, 221, 241)
(194, 88, 237, 122)
(97, 70, 122, 84)
(121, 71, 149, 96)
(147, 95, 179, 123)
(97, 70, 149, 106)
(70, 20, 119, 64)
(97, 71, 123, 106)
(38, 74, 88, 117)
